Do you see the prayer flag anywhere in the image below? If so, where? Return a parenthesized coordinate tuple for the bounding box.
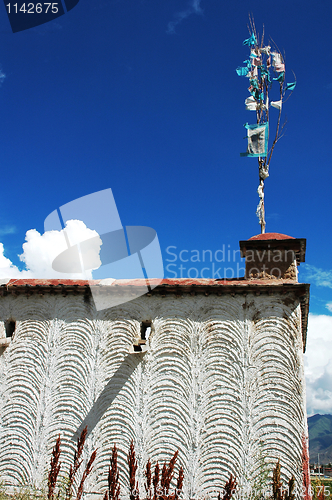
(273, 72, 285, 82)
(285, 81, 296, 91)
(243, 33, 257, 46)
(245, 96, 257, 111)
(240, 122, 269, 157)
(236, 66, 250, 76)
(271, 100, 282, 110)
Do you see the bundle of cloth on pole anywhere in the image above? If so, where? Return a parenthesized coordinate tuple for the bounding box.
(240, 122, 269, 157)
(235, 32, 296, 158)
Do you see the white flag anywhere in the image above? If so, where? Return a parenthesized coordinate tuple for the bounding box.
(271, 100, 282, 110)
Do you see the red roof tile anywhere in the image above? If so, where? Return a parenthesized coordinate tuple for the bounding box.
(248, 233, 295, 241)
(3, 277, 301, 287)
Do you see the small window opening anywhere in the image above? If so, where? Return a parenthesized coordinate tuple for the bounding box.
(133, 321, 152, 352)
(5, 320, 16, 338)
(140, 321, 152, 341)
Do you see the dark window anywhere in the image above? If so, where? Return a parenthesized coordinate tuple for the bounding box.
(140, 320, 152, 340)
(5, 320, 16, 338)
(133, 321, 152, 351)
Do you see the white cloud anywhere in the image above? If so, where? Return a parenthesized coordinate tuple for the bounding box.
(301, 264, 332, 288)
(0, 242, 22, 278)
(326, 303, 332, 312)
(0, 225, 16, 236)
(0, 69, 5, 87)
(304, 314, 332, 415)
(167, 0, 203, 34)
(0, 220, 101, 280)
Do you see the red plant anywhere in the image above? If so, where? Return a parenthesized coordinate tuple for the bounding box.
(47, 435, 302, 500)
(66, 427, 88, 500)
(147, 450, 183, 500)
(174, 466, 184, 500)
(48, 434, 61, 500)
(145, 459, 152, 500)
(272, 461, 296, 500)
(48, 428, 96, 500)
(272, 460, 283, 500)
(284, 476, 295, 500)
(152, 461, 160, 500)
(218, 474, 237, 500)
(128, 440, 139, 500)
(302, 434, 312, 500)
(161, 450, 178, 496)
(104, 445, 121, 500)
(76, 449, 97, 500)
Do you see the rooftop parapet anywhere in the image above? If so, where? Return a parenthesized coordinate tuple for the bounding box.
(239, 232, 306, 281)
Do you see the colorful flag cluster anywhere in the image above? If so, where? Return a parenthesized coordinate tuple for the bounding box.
(236, 33, 296, 157)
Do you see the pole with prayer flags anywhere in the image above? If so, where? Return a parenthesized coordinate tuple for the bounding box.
(236, 16, 296, 233)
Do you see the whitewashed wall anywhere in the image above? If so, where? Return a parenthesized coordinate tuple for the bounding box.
(0, 291, 307, 498)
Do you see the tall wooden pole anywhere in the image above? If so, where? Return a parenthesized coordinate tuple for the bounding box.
(258, 159, 266, 234)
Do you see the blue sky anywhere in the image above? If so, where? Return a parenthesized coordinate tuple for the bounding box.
(0, 0, 332, 415)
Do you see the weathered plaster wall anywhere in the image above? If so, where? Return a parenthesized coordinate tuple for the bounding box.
(0, 292, 307, 498)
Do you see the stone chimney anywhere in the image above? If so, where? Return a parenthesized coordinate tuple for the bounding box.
(239, 233, 306, 281)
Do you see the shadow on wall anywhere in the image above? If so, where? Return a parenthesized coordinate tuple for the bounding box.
(73, 352, 145, 441)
